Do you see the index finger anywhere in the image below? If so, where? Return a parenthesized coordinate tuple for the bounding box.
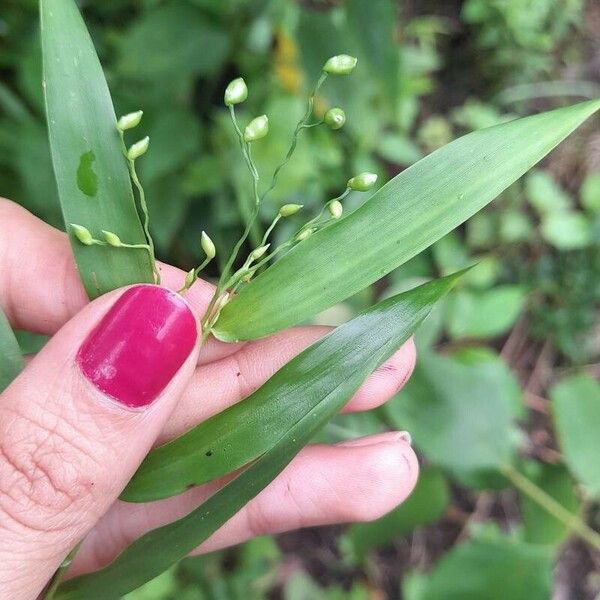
(0, 198, 215, 334)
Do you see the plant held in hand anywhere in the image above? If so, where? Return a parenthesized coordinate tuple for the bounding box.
(0, 0, 588, 597)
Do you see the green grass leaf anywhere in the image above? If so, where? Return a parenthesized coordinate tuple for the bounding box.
(541, 211, 592, 250)
(122, 273, 460, 503)
(445, 285, 527, 339)
(41, 0, 154, 298)
(0, 307, 24, 393)
(403, 529, 553, 600)
(214, 100, 600, 342)
(384, 348, 521, 478)
(56, 274, 457, 598)
(551, 374, 600, 497)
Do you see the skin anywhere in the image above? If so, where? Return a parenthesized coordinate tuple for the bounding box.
(0, 198, 418, 599)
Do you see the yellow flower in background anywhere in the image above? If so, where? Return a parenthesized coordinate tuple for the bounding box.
(274, 29, 304, 93)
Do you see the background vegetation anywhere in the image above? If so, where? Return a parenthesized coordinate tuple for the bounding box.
(1, 0, 600, 597)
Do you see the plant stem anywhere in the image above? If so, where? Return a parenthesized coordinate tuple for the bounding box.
(128, 158, 160, 284)
(261, 214, 281, 247)
(177, 255, 214, 294)
(216, 106, 261, 288)
(260, 72, 327, 203)
(200, 72, 329, 340)
(118, 130, 160, 284)
(90, 239, 150, 251)
(43, 541, 82, 599)
(235, 188, 263, 249)
(296, 187, 350, 237)
(501, 463, 600, 551)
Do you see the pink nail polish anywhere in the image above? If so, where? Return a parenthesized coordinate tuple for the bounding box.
(77, 285, 197, 408)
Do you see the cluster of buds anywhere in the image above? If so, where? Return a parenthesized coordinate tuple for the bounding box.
(322, 55, 355, 131)
(223, 76, 270, 145)
(70, 224, 149, 251)
(117, 110, 150, 160)
(214, 54, 376, 273)
(181, 231, 217, 292)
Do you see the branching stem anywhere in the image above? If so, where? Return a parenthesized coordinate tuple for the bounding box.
(260, 72, 327, 203)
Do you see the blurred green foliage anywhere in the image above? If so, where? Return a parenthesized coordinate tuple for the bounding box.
(2, 0, 600, 598)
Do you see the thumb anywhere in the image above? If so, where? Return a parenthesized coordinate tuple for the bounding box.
(0, 285, 199, 599)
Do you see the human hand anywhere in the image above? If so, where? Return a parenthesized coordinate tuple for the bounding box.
(0, 199, 418, 599)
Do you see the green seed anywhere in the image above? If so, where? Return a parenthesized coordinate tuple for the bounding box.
(324, 108, 346, 130)
(323, 55, 358, 75)
(249, 244, 270, 262)
(295, 228, 315, 242)
(127, 136, 150, 160)
(347, 172, 378, 192)
(224, 77, 248, 106)
(201, 231, 216, 259)
(279, 204, 304, 217)
(244, 115, 269, 143)
(328, 200, 343, 219)
(70, 223, 94, 246)
(117, 110, 143, 132)
(102, 230, 122, 247)
(184, 268, 196, 288)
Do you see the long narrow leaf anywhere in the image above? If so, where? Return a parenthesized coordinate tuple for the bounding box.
(56, 273, 458, 598)
(213, 100, 600, 341)
(0, 308, 24, 393)
(123, 272, 459, 502)
(41, 0, 154, 298)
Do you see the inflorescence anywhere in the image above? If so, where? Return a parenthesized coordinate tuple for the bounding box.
(71, 54, 378, 342)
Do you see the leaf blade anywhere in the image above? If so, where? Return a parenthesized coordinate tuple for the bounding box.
(0, 308, 24, 393)
(41, 0, 154, 298)
(551, 374, 600, 497)
(123, 273, 461, 503)
(214, 101, 600, 341)
(56, 275, 456, 598)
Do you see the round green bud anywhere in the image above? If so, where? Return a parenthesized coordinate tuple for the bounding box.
(328, 200, 343, 219)
(295, 227, 315, 242)
(70, 224, 93, 246)
(249, 244, 270, 262)
(102, 230, 122, 247)
(127, 136, 150, 160)
(347, 171, 378, 192)
(117, 110, 143, 132)
(324, 108, 346, 130)
(224, 77, 248, 106)
(323, 55, 358, 75)
(279, 203, 304, 217)
(244, 115, 269, 142)
(201, 231, 216, 259)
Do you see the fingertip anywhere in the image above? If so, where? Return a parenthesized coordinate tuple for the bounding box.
(345, 337, 417, 413)
(308, 433, 419, 523)
(353, 435, 419, 521)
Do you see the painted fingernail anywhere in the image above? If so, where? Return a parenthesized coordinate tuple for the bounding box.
(77, 285, 197, 408)
(336, 431, 411, 448)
